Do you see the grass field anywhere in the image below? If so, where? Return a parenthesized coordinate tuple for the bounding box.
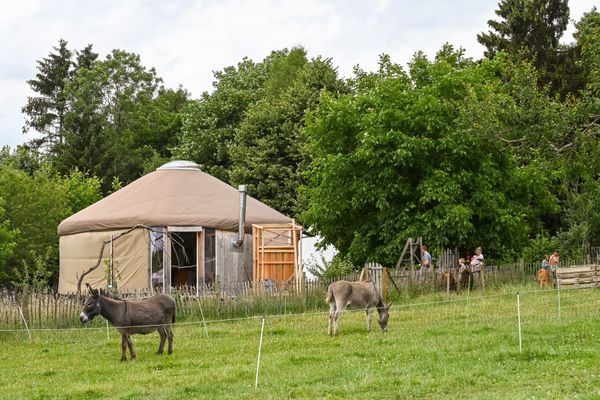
(2, 283, 600, 399)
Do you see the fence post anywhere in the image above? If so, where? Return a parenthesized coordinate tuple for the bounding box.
(465, 276, 471, 327)
(18, 305, 32, 341)
(516, 292, 522, 353)
(255, 317, 266, 389)
(556, 276, 561, 321)
(196, 297, 209, 338)
(520, 259, 526, 285)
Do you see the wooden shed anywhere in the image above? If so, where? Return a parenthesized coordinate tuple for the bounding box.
(57, 161, 302, 294)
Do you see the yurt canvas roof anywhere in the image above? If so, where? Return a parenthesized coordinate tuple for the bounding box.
(58, 161, 292, 236)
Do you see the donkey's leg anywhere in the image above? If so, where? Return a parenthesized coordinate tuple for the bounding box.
(120, 334, 128, 362)
(333, 301, 345, 336)
(167, 325, 174, 355)
(366, 308, 373, 333)
(328, 302, 336, 336)
(157, 327, 167, 355)
(126, 335, 137, 360)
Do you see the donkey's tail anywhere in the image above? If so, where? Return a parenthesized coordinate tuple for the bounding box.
(325, 285, 333, 304)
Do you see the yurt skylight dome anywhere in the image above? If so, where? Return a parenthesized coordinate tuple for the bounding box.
(157, 160, 201, 170)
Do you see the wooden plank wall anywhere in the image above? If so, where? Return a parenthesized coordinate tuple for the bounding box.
(216, 231, 253, 293)
(556, 265, 600, 288)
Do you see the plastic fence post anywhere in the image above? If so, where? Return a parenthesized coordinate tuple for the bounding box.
(255, 317, 266, 389)
(18, 305, 32, 341)
(517, 292, 522, 353)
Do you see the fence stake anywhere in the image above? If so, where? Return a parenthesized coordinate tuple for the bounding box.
(556, 276, 561, 321)
(465, 275, 471, 327)
(255, 317, 266, 389)
(106, 320, 110, 341)
(196, 297, 209, 338)
(516, 292, 522, 353)
(18, 305, 32, 341)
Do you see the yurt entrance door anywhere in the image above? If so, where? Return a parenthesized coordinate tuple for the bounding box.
(166, 226, 201, 293)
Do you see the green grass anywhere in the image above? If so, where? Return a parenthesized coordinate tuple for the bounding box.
(2, 284, 600, 399)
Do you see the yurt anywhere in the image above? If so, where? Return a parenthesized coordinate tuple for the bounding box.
(58, 161, 303, 294)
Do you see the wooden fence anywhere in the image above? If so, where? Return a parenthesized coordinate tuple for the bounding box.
(0, 281, 328, 330)
(0, 260, 592, 330)
(556, 265, 600, 288)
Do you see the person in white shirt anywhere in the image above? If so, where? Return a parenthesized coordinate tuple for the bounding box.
(470, 246, 484, 272)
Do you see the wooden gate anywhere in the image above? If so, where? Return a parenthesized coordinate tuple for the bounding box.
(252, 222, 303, 292)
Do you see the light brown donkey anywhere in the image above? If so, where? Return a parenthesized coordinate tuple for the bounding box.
(326, 280, 392, 336)
(537, 268, 554, 288)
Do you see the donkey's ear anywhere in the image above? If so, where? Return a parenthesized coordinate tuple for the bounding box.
(387, 301, 394, 309)
(86, 283, 98, 297)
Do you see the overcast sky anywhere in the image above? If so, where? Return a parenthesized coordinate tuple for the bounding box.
(0, 0, 594, 149)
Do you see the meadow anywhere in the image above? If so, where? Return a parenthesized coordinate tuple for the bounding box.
(1, 283, 600, 399)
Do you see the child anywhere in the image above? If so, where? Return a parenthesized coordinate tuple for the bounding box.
(458, 258, 469, 274)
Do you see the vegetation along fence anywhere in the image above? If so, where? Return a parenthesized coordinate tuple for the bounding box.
(0, 259, 590, 330)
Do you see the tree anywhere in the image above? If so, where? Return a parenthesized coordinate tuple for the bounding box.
(0, 199, 18, 284)
(174, 47, 346, 217)
(478, 0, 569, 63)
(22, 40, 98, 154)
(301, 48, 572, 265)
(55, 50, 188, 190)
(0, 165, 102, 287)
(229, 48, 347, 217)
(477, 0, 577, 95)
(0, 145, 42, 175)
(174, 56, 271, 181)
(574, 8, 600, 95)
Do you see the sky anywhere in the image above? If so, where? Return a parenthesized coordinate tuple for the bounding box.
(0, 0, 594, 150)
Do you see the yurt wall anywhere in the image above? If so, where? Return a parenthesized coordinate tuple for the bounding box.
(58, 228, 149, 293)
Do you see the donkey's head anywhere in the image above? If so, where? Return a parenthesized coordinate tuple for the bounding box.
(80, 283, 101, 323)
(377, 301, 393, 332)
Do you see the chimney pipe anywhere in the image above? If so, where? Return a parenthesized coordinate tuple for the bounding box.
(234, 184, 248, 247)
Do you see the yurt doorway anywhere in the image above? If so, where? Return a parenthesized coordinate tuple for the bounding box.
(169, 227, 200, 290)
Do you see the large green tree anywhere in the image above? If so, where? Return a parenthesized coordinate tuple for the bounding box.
(301, 48, 573, 265)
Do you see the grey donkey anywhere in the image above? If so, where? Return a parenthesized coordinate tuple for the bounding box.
(80, 284, 176, 361)
(326, 280, 392, 336)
